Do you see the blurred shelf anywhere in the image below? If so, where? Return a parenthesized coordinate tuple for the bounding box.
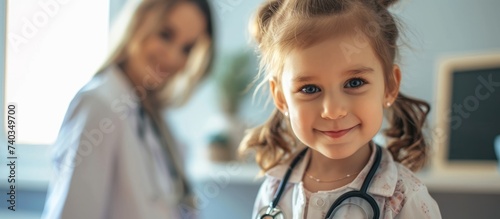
(0, 144, 52, 191)
(5, 144, 500, 195)
(418, 170, 500, 194)
(188, 160, 500, 194)
(187, 160, 264, 185)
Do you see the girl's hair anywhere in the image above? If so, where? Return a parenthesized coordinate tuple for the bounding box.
(240, 0, 430, 172)
(98, 0, 214, 108)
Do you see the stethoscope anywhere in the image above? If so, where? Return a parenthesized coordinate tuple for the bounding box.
(137, 106, 191, 203)
(258, 144, 382, 219)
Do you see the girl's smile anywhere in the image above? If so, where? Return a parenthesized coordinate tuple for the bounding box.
(317, 124, 359, 139)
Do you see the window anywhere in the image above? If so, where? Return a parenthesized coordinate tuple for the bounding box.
(5, 0, 109, 145)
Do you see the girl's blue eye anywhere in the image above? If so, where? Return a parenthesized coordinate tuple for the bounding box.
(300, 85, 321, 94)
(345, 78, 365, 88)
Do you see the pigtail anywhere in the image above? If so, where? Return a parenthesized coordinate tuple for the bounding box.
(239, 109, 297, 172)
(240, 0, 294, 172)
(385, 93, 431, 172)
(250, 0, 283, 45)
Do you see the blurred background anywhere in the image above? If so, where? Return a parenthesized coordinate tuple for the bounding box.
(0, 0, 499, 218)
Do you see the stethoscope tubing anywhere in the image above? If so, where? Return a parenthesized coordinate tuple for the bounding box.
(325, 145, 382, 219)
(270, 148, 309, 210)
(263, 145, 382, 219)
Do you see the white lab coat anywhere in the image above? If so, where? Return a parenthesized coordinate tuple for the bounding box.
(252, 143, 442, 219)
(42, 65, 189, 219)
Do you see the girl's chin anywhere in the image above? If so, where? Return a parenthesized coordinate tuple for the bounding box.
(319, 142, 372, 161)
(314, 146, 355, 160)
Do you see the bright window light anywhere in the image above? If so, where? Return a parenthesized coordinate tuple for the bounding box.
(5, 0, 109, 145)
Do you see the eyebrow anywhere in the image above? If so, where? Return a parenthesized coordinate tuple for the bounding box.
(292, 75, 316, 82)
(161, 25, 199, 47)
(345, 66, 374, 75)
(291, 66, 374, 82)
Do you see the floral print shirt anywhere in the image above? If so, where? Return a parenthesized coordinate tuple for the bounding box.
(252, 143, 442, 219)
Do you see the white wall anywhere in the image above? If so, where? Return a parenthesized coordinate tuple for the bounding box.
(392, 0, 500, 122)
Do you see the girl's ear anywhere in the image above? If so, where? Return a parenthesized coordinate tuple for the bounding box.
(386, 64, 402, 104)
(270, 79, 288, 113)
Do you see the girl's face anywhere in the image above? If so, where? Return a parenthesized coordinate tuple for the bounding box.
(272, 34, 399, 160)
(127, 2, 207, 90)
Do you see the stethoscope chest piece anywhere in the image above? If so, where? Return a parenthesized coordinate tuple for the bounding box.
(257, 206, 285, 219)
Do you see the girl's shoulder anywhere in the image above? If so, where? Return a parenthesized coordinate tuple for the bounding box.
(377, 146, 428, 195)
(383, 161, 434, 213)
(386, 162, 441, 217)
(379, 149, 440, 216)
(393, 162, 428, 194)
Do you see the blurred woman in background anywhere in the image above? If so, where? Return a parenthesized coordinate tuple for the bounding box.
(42, 0, 214, 218)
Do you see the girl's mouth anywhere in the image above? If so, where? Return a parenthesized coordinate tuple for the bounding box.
(320, 125, 358, 139)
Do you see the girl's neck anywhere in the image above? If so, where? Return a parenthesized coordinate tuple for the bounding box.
(302, 143, 372, 192)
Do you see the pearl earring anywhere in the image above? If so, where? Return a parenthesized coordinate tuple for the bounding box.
(284, 111, 289, 117)
(386, 102, 391, 107)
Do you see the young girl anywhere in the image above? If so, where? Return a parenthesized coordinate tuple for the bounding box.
(240, 0, 442, 218)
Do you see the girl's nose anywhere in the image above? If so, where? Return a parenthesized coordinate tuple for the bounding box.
(321, 94, 348, 120)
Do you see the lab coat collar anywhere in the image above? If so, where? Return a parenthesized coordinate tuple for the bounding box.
(265, 142, 398, 197)
(102, 64, 142, 110)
